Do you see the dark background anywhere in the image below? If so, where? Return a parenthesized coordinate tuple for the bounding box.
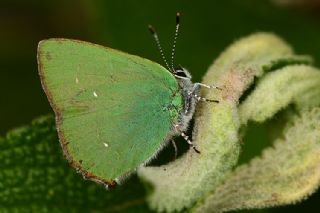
(1, 0, 320, 212)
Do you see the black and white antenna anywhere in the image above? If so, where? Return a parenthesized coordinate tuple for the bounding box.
(171, 12, 180, 71)
(148, 24, 171, 70)
(148, 12, 182, 73)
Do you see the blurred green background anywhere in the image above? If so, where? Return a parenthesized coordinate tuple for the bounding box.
(1, 0, 320, 212)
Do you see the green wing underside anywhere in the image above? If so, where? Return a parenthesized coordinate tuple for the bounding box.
(38, 39, 183, 182)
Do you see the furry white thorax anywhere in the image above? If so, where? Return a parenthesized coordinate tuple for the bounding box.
(172, 67, 200, 135)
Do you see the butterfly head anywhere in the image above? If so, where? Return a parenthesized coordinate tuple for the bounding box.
(173, 65, 192, 80)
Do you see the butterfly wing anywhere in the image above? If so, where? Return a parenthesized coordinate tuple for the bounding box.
(37, 39, 183, 186)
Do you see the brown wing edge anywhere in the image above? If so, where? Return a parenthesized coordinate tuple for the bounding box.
(37, 39, 119, 189)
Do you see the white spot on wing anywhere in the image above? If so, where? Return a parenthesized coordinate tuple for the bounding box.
(93, 91, 98, 97)
(103, 142, 109, 147)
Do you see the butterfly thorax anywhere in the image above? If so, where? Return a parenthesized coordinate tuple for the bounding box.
(173, 67, 199, 134)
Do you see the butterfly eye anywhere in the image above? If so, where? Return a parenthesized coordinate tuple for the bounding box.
(174, 69, 188, 78)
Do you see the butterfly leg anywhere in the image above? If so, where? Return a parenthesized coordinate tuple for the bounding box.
(193, 82, 221, 90)
(193, 94, 219, 103)
(171, 139, 178, 159)
(174, 124, 200, 154)
(190, 83, 221, 103)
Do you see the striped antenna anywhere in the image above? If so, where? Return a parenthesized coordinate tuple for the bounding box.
(171, 12, 180, 71)
(148, 24, 171, 71)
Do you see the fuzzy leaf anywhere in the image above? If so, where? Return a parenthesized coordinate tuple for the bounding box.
(191, 49, 320, 211)
(193, 107, 320, 212)
(138, 33, 313, 212)
(240, 65, 320, 124)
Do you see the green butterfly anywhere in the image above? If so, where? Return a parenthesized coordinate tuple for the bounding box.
(37, 13, 219, 188)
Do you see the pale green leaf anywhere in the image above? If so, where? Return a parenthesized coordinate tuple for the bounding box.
(193, 108, 320, 212)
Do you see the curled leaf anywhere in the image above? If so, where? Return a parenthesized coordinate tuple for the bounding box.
(138, 33, 314, 212)
(240, 65, 320, 124)
(192, 42, 320, 212)
(193, 107, 320, 212)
